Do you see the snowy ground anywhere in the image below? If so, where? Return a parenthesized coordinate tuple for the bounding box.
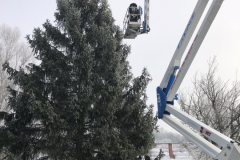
(149, 143, 194, 160)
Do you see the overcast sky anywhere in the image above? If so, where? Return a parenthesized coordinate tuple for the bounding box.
(0, 0, 240, 130)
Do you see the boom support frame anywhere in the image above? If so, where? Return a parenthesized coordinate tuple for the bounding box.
(157, 0, 240, 159)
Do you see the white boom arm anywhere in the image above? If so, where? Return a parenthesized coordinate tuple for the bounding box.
(166, 104, 232, 149)
(143, 0, 150, 33)
(163, 114, 221, 158)
(160, 0, 209, 94)
(163, 103, 240, 160)
(163, 114, 240, 159)
(157, 0, 240, 159)
(167, 0, 224, 101)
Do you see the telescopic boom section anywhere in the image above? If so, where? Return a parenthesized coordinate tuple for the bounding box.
(166, 0, 225, 102)
(164, 104, 240, 160)
(143, 0, 150, 33)
(162, 114, 221, 158)
(157, 0, 209, 120)
(165, 103, 233, 149)
(159, 0, 209, 94)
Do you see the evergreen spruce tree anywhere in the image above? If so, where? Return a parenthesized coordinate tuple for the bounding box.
(0, 0, 158, 159)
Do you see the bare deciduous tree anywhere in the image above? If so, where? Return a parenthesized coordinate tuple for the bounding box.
(179, 56, 240, 159)
(0, 23, 35, 111)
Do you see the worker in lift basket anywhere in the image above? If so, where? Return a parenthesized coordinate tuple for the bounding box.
(129, 3, 139, 22)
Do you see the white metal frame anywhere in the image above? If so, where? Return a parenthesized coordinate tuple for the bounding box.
(166, 104, 232, 148)
(163, 114, 221, 158)
(158, 0, 240, 159)
(123, 7, 142, 39)
(143, 0, 150, 33)
(166, 0, 225, 101)
(160, 0, 209, 92)
(123, 0, 150, 39)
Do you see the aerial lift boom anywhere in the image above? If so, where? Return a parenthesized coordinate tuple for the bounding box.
(156, 0, 240, 159)
(122, 0, 240, 159)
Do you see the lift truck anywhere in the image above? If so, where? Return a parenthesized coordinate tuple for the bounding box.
(124, 0, 240, 159)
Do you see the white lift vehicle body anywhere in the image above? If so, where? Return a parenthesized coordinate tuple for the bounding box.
(155, 0, 240, 160)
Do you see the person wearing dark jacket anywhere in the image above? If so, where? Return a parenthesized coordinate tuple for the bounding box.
(129, 3, 139, 22)
(145, 154, 151, 160)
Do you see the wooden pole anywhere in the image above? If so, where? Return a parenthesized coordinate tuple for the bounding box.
(168, 143, 174, 158)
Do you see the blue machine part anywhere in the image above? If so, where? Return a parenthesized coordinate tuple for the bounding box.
(157, 66, 179, 119)
(174, 66, 180, 70)
(164, 74, 176, 95)
(169, 94, 179, 105)
(143, 21, 146, 33)
(164, 66, 179, 95)
(157, 86, 167, 119)
(139, 6, 143, 15)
